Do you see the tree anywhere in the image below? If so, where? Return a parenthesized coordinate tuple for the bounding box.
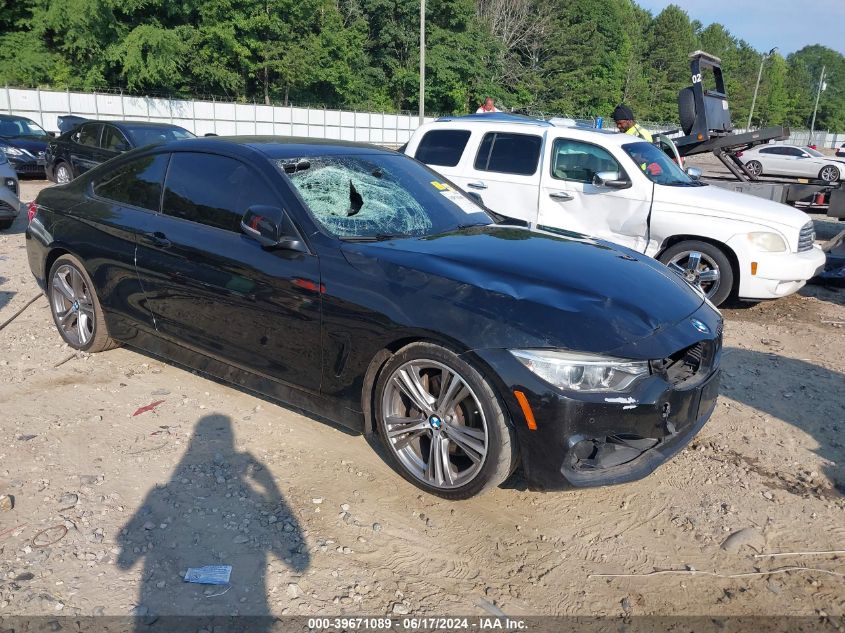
(640, 4, 698, 121)
(787, 45, 845, 131)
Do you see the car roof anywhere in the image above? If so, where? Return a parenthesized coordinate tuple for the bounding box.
(0, 114, 36, 122)
(418, 116, 642, 148)
(87, 120, 189, 131)
(149, 136, 396, 159)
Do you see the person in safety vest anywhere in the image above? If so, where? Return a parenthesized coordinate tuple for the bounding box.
(612, 104, 653, 142)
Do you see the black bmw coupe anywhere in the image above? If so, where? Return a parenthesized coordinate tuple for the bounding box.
(25, 137, 721, 499)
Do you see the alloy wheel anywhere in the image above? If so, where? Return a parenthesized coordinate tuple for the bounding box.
(50, 264, 95, 347)
(56, 164, 71, 184)
(667, 250, 721, 300)
(745, 160, 762, 177)
(820, 166, 839, 183)
(381, 359, 488, 490)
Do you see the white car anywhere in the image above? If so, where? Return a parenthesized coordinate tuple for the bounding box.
(740, 144, 843, 183)
(404, 114, 825, 306)
(837, 143, 845, 158)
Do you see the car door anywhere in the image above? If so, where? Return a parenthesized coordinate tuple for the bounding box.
(537, 136, 651, 251)
(454, 130, 544, 222)
(99, 125, 132, 166)
(83, 152, 171, 337)
(791, 147, 822, 178)
(134, 150, 322, 391)
(69, 123, 103, 175)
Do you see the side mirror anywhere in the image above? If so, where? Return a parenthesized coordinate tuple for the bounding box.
(685, 166, 702, 180)
(48, 131, 57, 138)
(241, 205, 306, 252)
(72, 132, 81, 143)
(592, 171, 631, 189)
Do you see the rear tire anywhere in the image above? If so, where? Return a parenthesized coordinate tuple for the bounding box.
(745, 160, 763, 177)
(659, 240, 735, 307)
(0, 218, 12, 231)
(819, 165, 840, 183)
(374, 342, 518, 500)
(48, 254, 119, 353)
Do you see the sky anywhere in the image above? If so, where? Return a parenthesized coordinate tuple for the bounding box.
(634, 0, 845, 56)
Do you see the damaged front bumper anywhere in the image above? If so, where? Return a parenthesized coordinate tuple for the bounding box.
(470, 310, 722, 490)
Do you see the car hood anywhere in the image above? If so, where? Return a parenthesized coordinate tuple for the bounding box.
(340, 226, 709, 356)
(655, 182, 811, 231)
(0, 136, 48, 155)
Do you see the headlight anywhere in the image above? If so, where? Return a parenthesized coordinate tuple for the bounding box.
(0, 146, 24, 157)
(747, 231, 787, 252)
(510, 349, 649, 393)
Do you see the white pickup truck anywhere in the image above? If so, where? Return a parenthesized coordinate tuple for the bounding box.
(403, 113, 825, 306)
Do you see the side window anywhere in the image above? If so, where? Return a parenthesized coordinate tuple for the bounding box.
(101, 126, 130, 152)
(162, 153, 277, 232)
(550, 138, 623, 184)
(414, 130, 471, 167)
(759, 147, 777, 155)
(78, 124, 102, 147)
(93, 153, 170, 212)
(474, 132, 542, 176)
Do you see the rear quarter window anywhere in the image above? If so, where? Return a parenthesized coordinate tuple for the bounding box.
(93, 154, 170, 212)
(473, 132, 542, 176)
(414, 130, 471, 167)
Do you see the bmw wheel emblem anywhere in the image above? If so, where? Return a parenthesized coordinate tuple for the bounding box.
(690, 318, 710, 334)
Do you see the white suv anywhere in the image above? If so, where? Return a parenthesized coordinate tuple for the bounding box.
(404, 114, 825, 306)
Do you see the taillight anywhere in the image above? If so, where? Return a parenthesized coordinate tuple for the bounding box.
(735, 151, 744, 158)
(27, 201, 37, 224)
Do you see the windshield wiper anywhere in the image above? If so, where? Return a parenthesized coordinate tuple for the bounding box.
(456, 222, 489, 229)
(340, 233, 406, 242)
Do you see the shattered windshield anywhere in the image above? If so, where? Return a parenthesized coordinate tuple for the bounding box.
(278, 154, 491, 240)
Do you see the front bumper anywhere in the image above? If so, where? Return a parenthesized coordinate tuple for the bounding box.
(8, 154, 46, 176)
(0, 180, 19, 220)
(471, 311, 722, 490)
(728, 237, 826, 300)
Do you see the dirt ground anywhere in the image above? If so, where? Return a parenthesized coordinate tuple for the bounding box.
(1, 179, 844, 622)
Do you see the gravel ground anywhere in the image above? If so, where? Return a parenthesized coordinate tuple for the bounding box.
(0, 179, 843, 622)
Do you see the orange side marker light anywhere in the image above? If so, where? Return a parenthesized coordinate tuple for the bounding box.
(513, 390, 537, 431)
(751, 262, 758, 276)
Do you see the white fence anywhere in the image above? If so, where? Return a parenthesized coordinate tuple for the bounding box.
(3, 86, 844, 150)
(1, 86, 436, 145)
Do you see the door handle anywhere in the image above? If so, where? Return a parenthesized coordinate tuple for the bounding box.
(467, 181, 488, 190)
(549, 191, 574, 201)
(143, 231, 172, 248)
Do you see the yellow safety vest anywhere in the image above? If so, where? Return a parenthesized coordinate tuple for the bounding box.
(626, 124, 653, 143)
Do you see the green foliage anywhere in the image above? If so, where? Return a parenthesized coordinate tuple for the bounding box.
(0, 0, 844, 129)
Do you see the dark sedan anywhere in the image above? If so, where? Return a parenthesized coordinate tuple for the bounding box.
(45, 120, 194, 183)
(0, 114, 51, 177)
(25, 137, 721, 499)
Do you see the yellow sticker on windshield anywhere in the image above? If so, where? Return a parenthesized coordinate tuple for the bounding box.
(430, 181, 452, 191)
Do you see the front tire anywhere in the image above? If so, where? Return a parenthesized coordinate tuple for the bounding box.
(374, 343, 517, 499)
(0, 218, 13, 231)
(48, 254, 118, 353)
(659, 240, 735, 307)
(54, 162, 73, 184)
(819, 165, 840, 183)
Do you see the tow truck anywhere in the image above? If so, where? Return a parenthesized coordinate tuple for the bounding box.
(658, 51, 845, 220)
